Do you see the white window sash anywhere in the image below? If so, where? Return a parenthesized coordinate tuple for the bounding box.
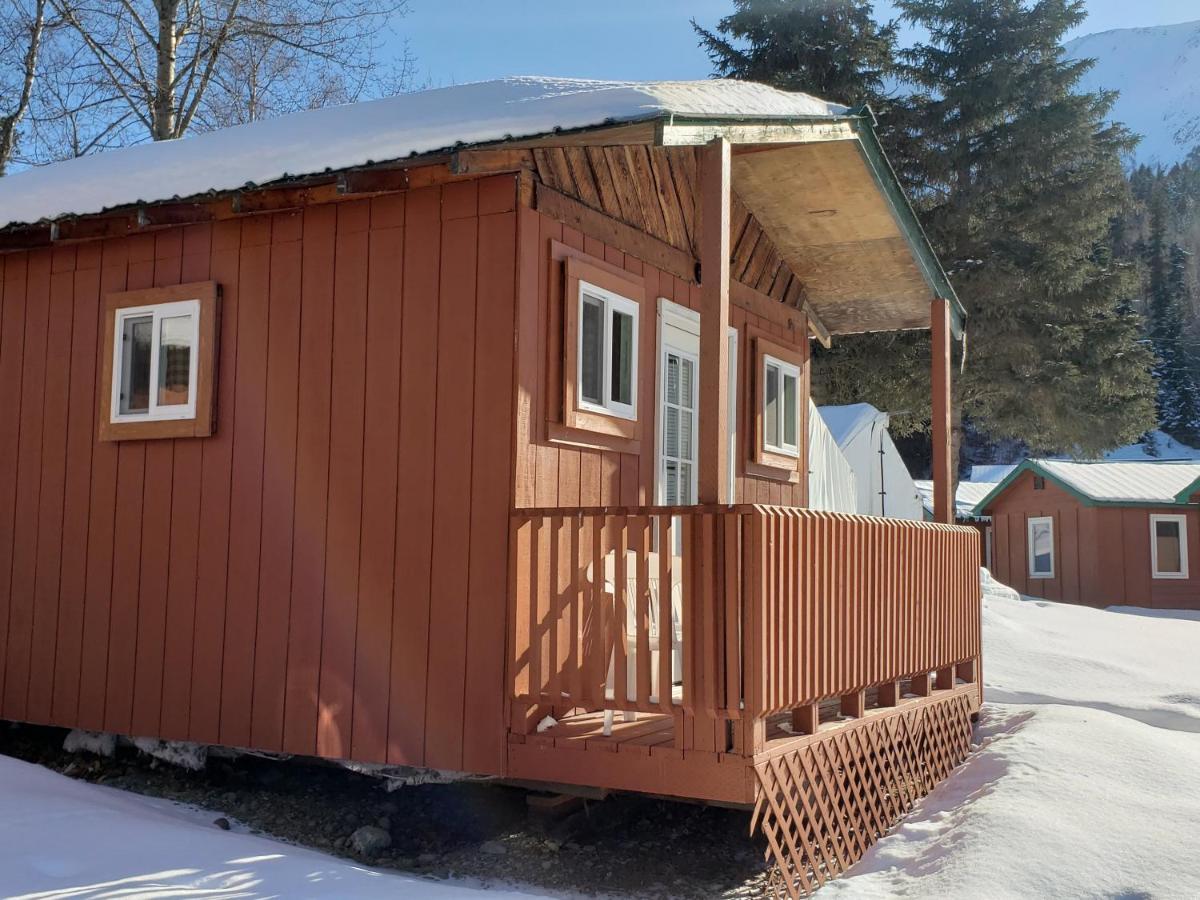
(1150, 513, 1189, 579)
(1027, 516, 1055, 579)
(110, 299, 201, 425)
(577, 279, 638, 421)
(762, 353, 800, 457)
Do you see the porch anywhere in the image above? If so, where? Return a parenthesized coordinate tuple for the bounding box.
(506, 504, 981, 893)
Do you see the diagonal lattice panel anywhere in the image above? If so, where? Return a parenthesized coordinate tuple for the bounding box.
(752, 692, 975, 899)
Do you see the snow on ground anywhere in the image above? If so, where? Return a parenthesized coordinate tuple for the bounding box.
(0, 754, 553, 899)
(831, 572, 1200, 900)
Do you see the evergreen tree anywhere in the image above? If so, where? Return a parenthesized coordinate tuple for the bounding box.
(692, 0, 897, 106)
(1145, 184, 1200, 443)
(817, 0, 1156, 457)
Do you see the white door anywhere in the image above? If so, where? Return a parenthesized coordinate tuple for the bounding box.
(656, 298, 738, 506)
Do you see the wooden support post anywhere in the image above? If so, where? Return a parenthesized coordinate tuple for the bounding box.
(698, 136, 731, 505)
(878, 681, 901, 707)
(840, 690, 865, 719)
(911, 672, 932, 697)
(931, 297, 954, 524)
(792, 702, 819, 735)
(956, 658, 977, 683)
(936, 667, 955, 690)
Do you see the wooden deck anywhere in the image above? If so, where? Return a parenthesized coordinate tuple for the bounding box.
(507, 504, 982, 897)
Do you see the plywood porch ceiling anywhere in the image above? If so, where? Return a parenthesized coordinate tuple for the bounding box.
(732, 141, 932, 335)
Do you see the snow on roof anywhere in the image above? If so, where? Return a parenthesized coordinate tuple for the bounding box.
(979, 459, 1200, 511)
(914, 479, 996, 519)
(817, 403, 888, 448)
(969, 464, 1016, 483)
(0, 77, 846, 229)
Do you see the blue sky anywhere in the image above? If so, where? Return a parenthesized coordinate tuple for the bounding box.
(390, 0, 1200, 86)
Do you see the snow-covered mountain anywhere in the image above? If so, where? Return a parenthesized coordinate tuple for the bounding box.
(1065, 19, 1200, 167)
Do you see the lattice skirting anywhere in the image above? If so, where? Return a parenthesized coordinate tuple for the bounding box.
(751, 691, 975, 898)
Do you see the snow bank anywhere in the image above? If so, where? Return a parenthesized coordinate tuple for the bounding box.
(0, 754, 552, 898)
(832, 577, 1200, 898)
(0, 76, 845, 229)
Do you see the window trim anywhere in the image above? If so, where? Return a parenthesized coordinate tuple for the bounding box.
(761, 353, 801, 458)
(750, 332, 807, 481)
(1150, 513, 1189, 579)
(98, 281, 219, 442)
(1027, 516, 1055, 579)
(109, 299, 201, 425)
(576, 279, 639, 422)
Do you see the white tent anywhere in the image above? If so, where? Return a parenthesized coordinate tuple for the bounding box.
(818, 404, 924, 521)
(807, 400, 858, 513)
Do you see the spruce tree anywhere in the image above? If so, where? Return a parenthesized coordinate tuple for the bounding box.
(817, 0, 1156, 456)
(692, 0, 897, 106)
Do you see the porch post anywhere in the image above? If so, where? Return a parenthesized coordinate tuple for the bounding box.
(698, 136, 732, 505)
(931, 297, 954, 524)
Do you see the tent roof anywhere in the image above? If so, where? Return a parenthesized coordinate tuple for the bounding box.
(817, 403, 889, 449)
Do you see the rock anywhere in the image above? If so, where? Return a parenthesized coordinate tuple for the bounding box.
(213, 817, 231, 831)
(350, 825, 392, 857)
(376, 816, 392, 831)
(479, 840, 507, 856)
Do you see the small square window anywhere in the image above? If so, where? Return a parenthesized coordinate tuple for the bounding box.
(100, 282, 218, 442)
(1033, 476, 1045, 491)
(112, 300, 199, 424)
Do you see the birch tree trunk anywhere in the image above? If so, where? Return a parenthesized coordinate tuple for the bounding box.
(0, 0, 48, 173)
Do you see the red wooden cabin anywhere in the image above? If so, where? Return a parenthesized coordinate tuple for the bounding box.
(0, 78, 981, 896)
(976, 458, 1200, 610)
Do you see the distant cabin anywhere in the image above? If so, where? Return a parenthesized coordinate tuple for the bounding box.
(976, 459, 1200, 609)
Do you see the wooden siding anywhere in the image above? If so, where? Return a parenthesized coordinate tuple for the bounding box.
(0, 175, 520, 774)
(989, 471, 1200, 609)
(514, 205, 811, 513)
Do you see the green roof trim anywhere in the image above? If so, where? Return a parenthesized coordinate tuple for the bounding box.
(1173, 475, 1200, 504)
(849, 106, 966, 339)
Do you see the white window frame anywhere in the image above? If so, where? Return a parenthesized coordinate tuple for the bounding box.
(1027, 516, 1055, 579)
(761, 353, 800, 458)
(1150, 513, 1189, 579)
(577, 279, 638, 421)
(109, 299, 201, 425)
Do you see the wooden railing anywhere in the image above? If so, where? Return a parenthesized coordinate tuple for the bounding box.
(508, 505, 981, 733)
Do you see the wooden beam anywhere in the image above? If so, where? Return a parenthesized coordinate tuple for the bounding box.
(931, 297, 954, 524)
(729, 279, 806, 335)
(802, 302, 832, 348)
(450, 148, 534, 175)
(698, 137, 731, 505)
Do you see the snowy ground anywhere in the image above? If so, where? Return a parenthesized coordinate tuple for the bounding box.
(3, 575, 1198, 899)
(0, 753, 554, 899)
(831, 573, 1200, 899)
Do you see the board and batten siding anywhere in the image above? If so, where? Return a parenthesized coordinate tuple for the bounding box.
(0, 174, 519, 775)
(989, 470, 1200, 609)
(513, 205, 811, 510)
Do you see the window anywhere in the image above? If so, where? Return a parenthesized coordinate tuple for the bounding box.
(1033, 476, 1045, 491)
(1027, 516, 1054, 579)
(762, 354, 800, 457)
(577, 280, 638, 420)
(1150, 514, 1189, 579)
(99, 282, 219, 442)
(112, 300, 199, 422)
(561, 253, 644, 445)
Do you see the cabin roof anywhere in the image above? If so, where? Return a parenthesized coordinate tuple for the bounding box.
(0, 76, 963, 338)
(974, 458, 1200, 513)
(914, 479, 994, 521)
(0, 77, 844, 229)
